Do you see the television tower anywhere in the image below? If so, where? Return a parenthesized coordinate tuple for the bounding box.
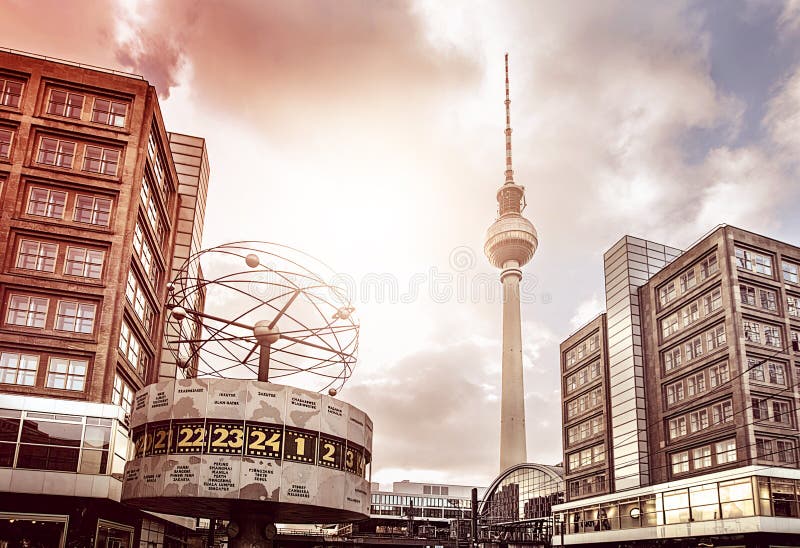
(484, 54, 538, 472)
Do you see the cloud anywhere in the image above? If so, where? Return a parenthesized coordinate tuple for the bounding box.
(0, 0, 118, 69)
(113, 0, 479, 120)
(778, 0, 800, 36)
(345, 337, 501, 485)
(569, 295, 605, 330)
(764, 63, 800, 162)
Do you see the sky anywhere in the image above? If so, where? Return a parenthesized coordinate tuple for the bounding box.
(2, 0, 799, 488)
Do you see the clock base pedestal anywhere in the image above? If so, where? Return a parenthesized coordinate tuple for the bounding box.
(228, 515, 275, 548)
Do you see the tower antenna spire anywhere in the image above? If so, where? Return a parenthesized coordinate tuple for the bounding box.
(504, 52, 514, 184)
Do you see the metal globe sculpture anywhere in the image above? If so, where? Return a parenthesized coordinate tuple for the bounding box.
(122, 242, 372, 535)
(165, 241, 359, 394)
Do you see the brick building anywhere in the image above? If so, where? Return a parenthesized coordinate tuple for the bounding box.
(554, 225, 800, 547)
(0, 49, 209, 547)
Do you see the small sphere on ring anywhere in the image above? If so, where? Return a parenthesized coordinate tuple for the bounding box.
(328, 388, 338, 397)
(171, 306, 187, 322)
(245, 253, 260, 268)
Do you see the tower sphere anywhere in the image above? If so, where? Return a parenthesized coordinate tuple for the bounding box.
(484, 211, 538, 269)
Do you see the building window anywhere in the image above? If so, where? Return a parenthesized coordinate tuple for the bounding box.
(792, 330, 800, 353)
(773, 401, 792, 425)
(73, 194, 112, 226)
(0, 351, 38, 385)
(669, 417, 686, 440)
(756, 438, 773, 461)
(27, 187, 67, 218)
(664, 347, 682, 371)
(706, 325, 726, 350)
(662, 314, 679, 339)
(715, 439, 737, 464)
(763, 325, 782, 348)
(692, 446, 712, 469)
(92, 98, 127, 127)
(687, 372, 706, 396)
(0, 127, 13, 158)
(776, 440, 796, 464)
(37, 137, 76, 168)
(566, 348, 576, 367)
(148, 133, 166, 189)
(711, 401, 733, 425)
(660, 281, 676, 306)
(0, 78, 23, 108)
(702, 288, 722, 315)
(680, 270, 696, 293)
(671, 452, 689, 474)
(741, 285, 756, 306)
(666, 382, 685, 405)
(744, 321, 761, 344)
(685, 336, 703, 361)
(133, 223, 154, 276)
(82, 145, 120, 176)
(16, 239, 58, 272)
(6, 295, 48, 328)
(145, 196, 158, 230)
(64, 247, 104, 279)
(749, 358, 786, 386)
(55, 300, 96, 334)
(681, 302, 700, 327)
(735, 247, 773, 276)
(119, 321, 143, 373)
(46, 357, 87, 391)
(689, 409, 709, 433)
(782, 261, 799, 284)
(113, 374, 134, 415)
(752, 397, 768, 420)
(787, 295, 800, 318)
(700, 253, 718, 280)
(46, 90, 84, 119)
(125, 270, 153, 331)
(709, 363, 730, 388)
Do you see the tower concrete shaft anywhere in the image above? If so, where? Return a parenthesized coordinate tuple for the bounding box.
(484, 54, 538, 472)
(499, 266, 527, 471)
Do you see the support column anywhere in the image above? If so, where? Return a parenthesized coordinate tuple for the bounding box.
(499, 262, 527, 471)
(228, 515, 274, 548)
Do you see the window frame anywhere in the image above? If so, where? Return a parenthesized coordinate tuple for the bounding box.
(27, 187, 67, 219)
(73, 194, 113, 227)
(16, 239, 58, 273)
(63, 246, 105, 280)
(6, 294, 49, 329)
(46, 89, 84, 119)
(0, 127, 13, 159)
(45, 356, 88, 391)
(91, 97, 128, 128)
(54, 300, 97, 334)
(82, 145, 120, 177)
(36, 136, 76, 169)
(0, 78, 24, 108)
(0, 351, 39, 386)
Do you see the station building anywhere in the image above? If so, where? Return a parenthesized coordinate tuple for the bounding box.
(555, 225, 800, 547)
(362, 480, 483, 539)
(0, 48, 209, 547)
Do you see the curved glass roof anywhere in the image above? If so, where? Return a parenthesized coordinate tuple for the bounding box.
(480, 463, 565, 523)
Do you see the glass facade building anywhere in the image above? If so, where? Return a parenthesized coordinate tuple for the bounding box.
(603, 237, 681, 491)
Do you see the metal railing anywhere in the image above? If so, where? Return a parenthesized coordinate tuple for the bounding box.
(0, 47, 144, 79)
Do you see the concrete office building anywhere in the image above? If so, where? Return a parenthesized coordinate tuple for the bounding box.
(0, 49, 208, 547)
(554, 225, 800, 546)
